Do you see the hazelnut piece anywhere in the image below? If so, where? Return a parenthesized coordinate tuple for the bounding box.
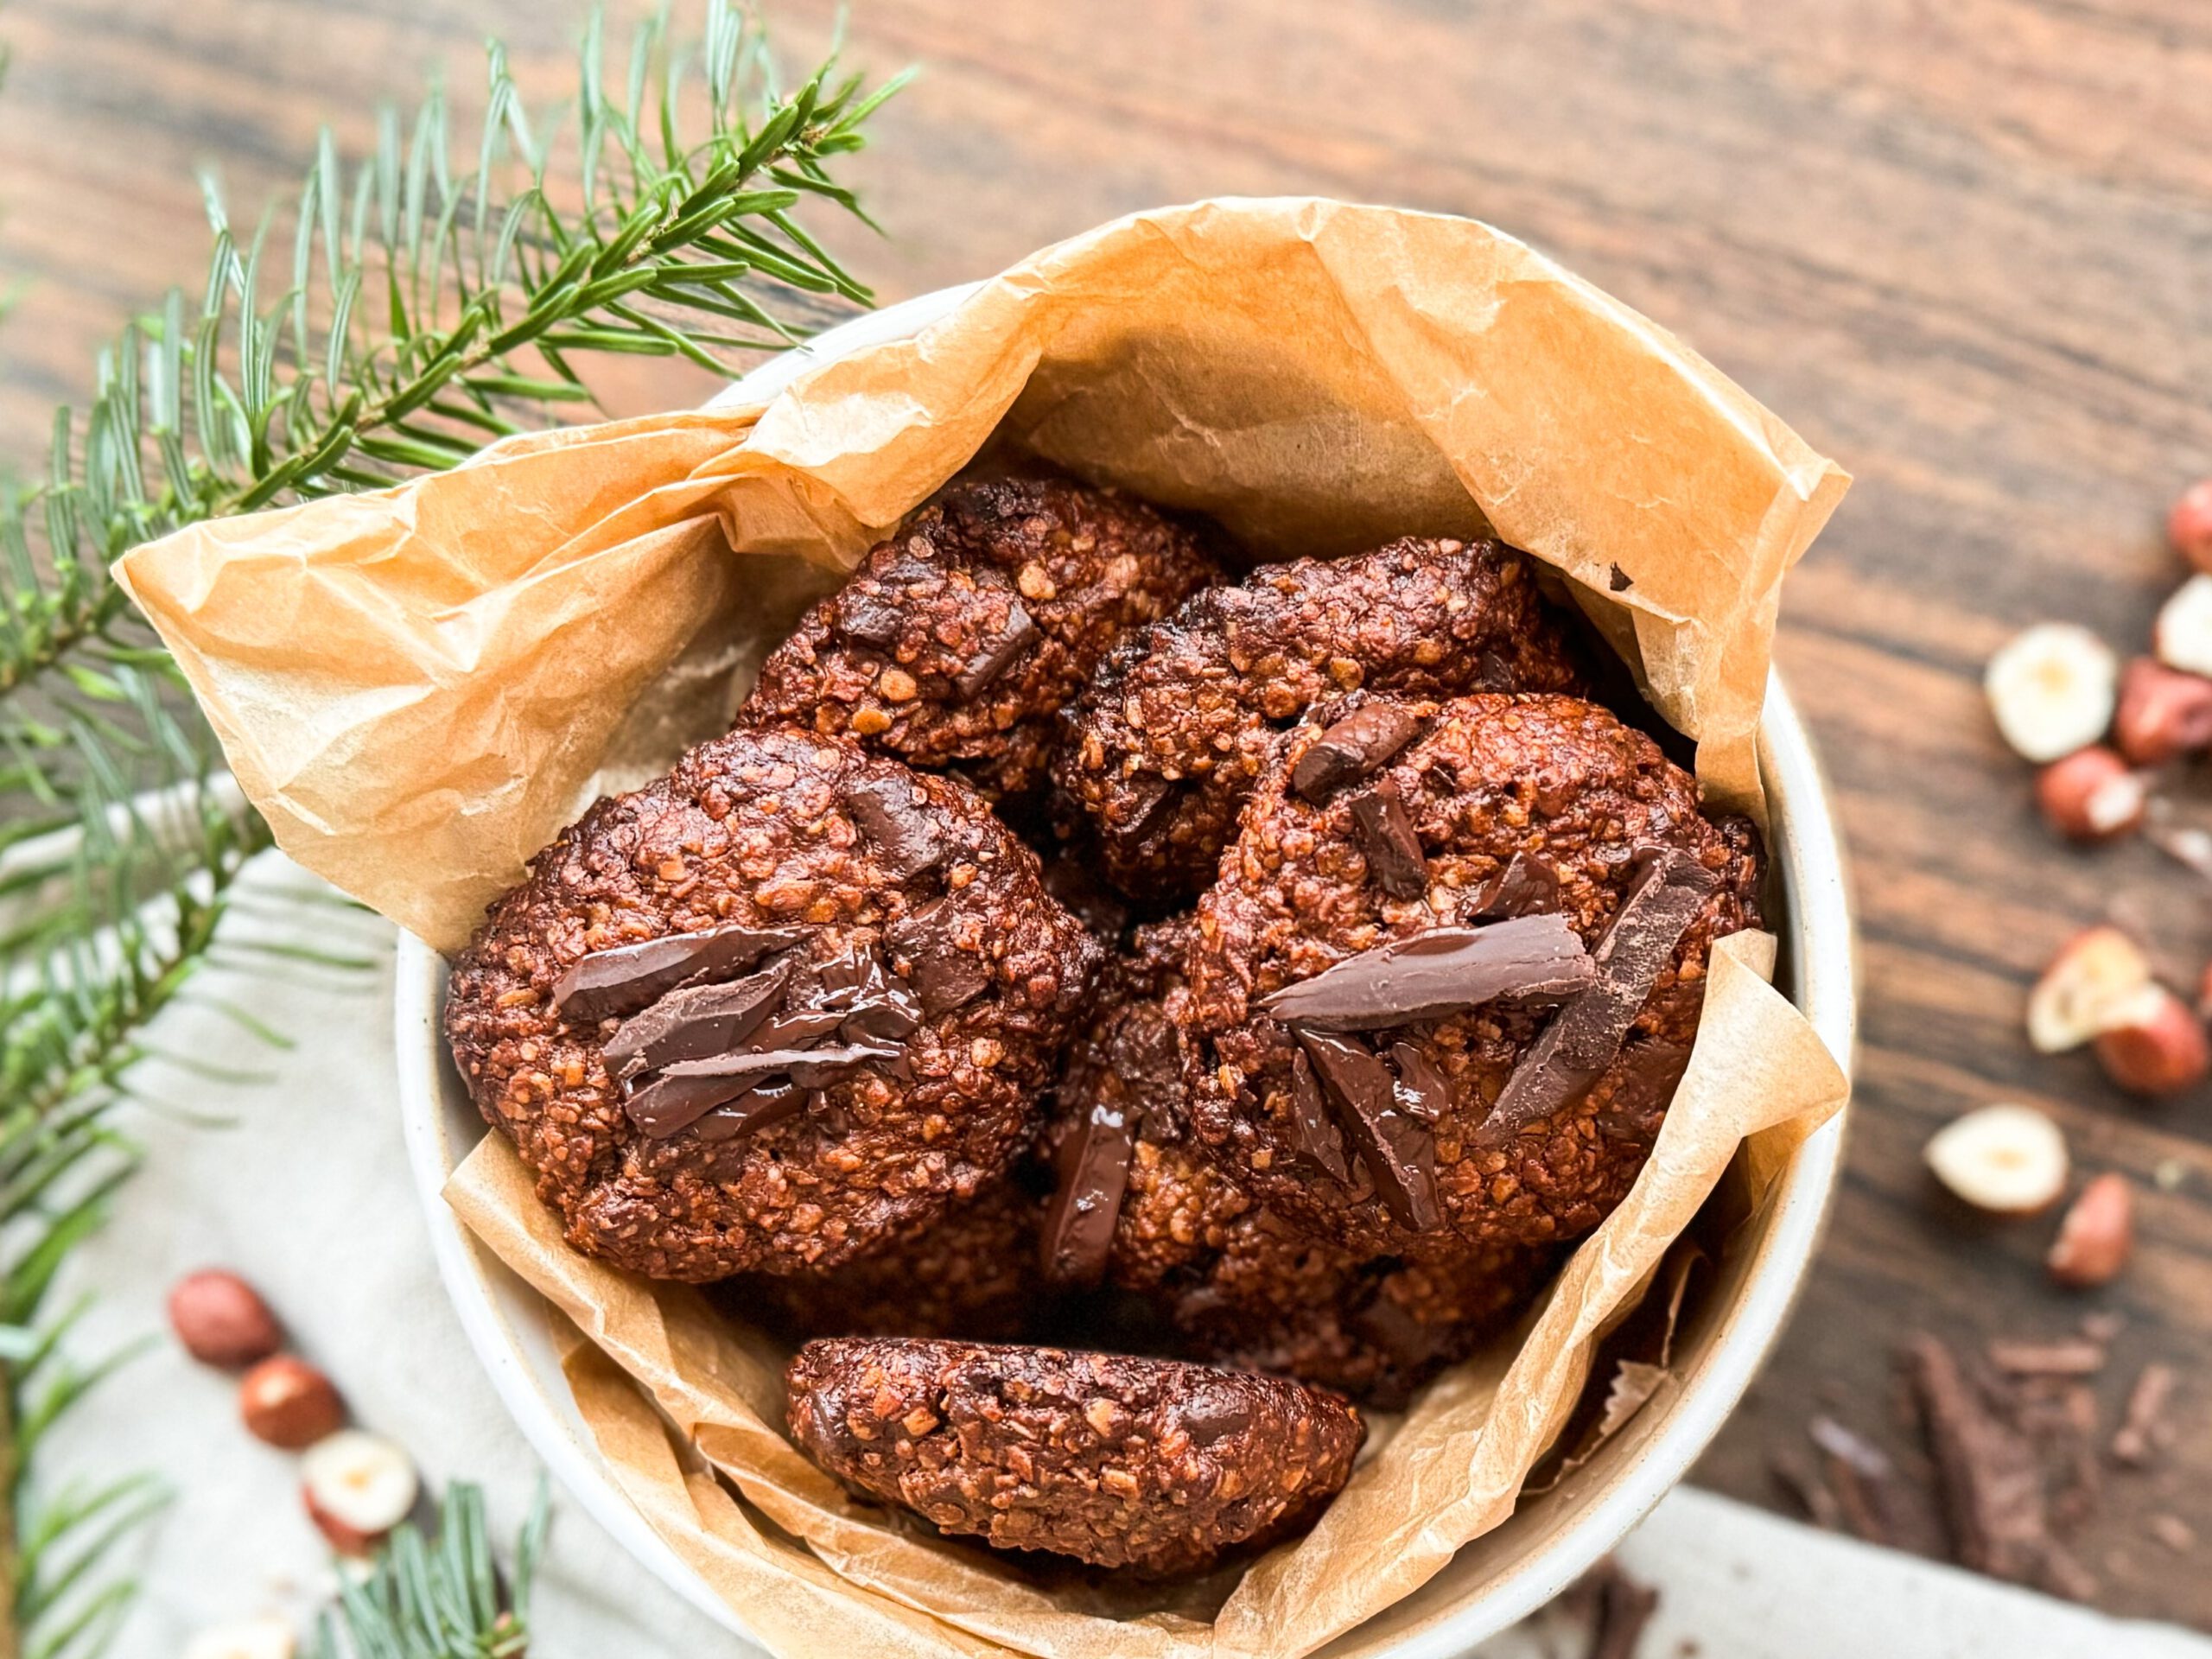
(2027, 926, 2152, 1053)
(2169, 479, 2212, 575)
(168, 1269, 283, 1370)
(1984, 623, 2118, 763)
(2093, 985, 2211, 1097)
(2033, 747, 2145, 842)
(238, 1356, 346, 1450)
(302, 1429, 418, 1554)
(2156, 575, 2212, 678)
(1924, 1103, 2069, 1216)
(2046, 1173, 2134, 1288)
(2113, 658, 2212, 766)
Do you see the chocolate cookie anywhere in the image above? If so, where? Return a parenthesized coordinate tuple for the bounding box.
(443, 727, 1101, 1281)
(1054, 537, 1586, 899)
(785, 1338, 1363, 1574)
(1182, 692, 1762, 1261)
(741, 478, 1223, 810)
(1046, 921, 1545, 1407)
(721, 1175, 1048, 1342)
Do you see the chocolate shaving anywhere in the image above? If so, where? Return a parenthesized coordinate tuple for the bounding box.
(1470, 853, 1561, 919)
(1296, 1029, 1442, 1231)
(550, 923, 800, 1023)
(1572, 1559, 1658, 1659)
(1039, 1101, 1137, 1287)
(601, 959, 793, 1080)
(1290, 704, 1425, 802)
(1987, 1338, 2105, 1378)
(1287, 1047, 1353, 1182)
(2113, 1362, 2177, 1466)
(842, 776, 947, 879)
(953, 599, 1038, 696)
(1260, 913, 1592, 1032)
(1351, 779, 1427, 899)
(1808, 1415, 1897, 1546)
(884, 898, 994, 1016)
(1478, 850, 1718, 1145)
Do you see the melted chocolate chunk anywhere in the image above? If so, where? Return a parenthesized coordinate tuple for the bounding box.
(1351, 779, 1427, 899)
(1290, 705, 1426, 803)
(601, 960, 793, 1080)
(1039, 1101, 1137, 1287)
(630, 1041, 904, 1137)
(954, 599, 1039, 696)
(1180, 1382, 1255, 1446)
(1591, 1040, 1694, 1142)
(1389, 1041, 1449, 1124)
(834, 587, 905, 648)
(550, 924, 800, 1023)
(1296, 1030, 1442, 1232)
(1259, 914, 1593, 1033)
(693, 1080, 810, 1142)
(1470, 854, 1561, 920)
(1288, 1046, 1354, 1182)
(885, 898, 993, 1015)
(810, 940, 925, 1043)
(842, 776, 949, 880)
(1479, 849, 1719, 1145)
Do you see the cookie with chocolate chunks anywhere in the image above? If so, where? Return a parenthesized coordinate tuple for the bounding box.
(1046, 923, 1548, 1407)
(443, 727, 1101, 1281)
(1055, 537, 1587, 899)
(740, 477, 1223, 810)
(785, 1338, 1363, 1574)
(1182, 692, 1762, 1260)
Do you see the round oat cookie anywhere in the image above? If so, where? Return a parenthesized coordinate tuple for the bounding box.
(785, 1338, 1363, 1574)
(1046, 920, 1547, 1408)
(442, 726, 1102, 1282)
(1182, 692, 1763, 1262)
(740, 476, 1223, 810)
(1053, 536, 1587, 900)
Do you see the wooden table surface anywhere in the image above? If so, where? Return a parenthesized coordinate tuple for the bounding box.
(8, 0, 2212, 1630)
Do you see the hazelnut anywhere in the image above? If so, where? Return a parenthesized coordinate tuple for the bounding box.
(168, 1269, 283, 1369)
(2113, 658, 2212, 766)
(1984, 623, 2117, 763)
(2169, 479, 2212, 574)
(2156, 575, 2212, 678)
(2046, 1173, 2134, 1288)
(2093, 985, 2210, 1097)
(238, 1356, 346, 1450)
(302, 1430, 418, 1554)
(2033, 747, 2145, 842)
(1924, 1103, 2069, 1215)
(2027, 925, 2152, 1053)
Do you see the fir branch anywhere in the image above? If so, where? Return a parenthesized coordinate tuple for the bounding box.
(308, 1482, 548, 1659)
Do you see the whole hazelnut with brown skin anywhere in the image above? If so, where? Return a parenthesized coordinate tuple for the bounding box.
(238, 1356, 346, 1450)
(168, 1270, 282, 1370)
(2113, 658, 2212, 766)
(2093, 985, 2211, 1097)
(2034, 747, 2145, 843)
(2047, 1173, 2134, 1288)
(2170, 480, 2212, 575)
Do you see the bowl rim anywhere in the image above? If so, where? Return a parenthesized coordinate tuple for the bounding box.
(393, 283, 1858, 1656)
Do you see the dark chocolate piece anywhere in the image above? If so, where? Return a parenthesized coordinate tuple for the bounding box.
(601, 959, 793, 1080)
(1389, 1041, 1449, 1124)
(1295, 1029, 1442, 1231)
(842, 776, 948, 879)
(1470, 854, 1561, 919)
(550, 924, 800, 1023)
(1259, 914, 1593, 1033)
(884, 898, 993, 1015)
(1179, 1382, 1255, 1446)
(1589, 1039, 1692, 1143)
(1478, 849, 1719, 1144)
(1039, 1101, 1137, 1286)
(1351, 779, 1427, 899)
(953, 599, 1038, 696)
(1349, 1289, 1457, 1372)
(833, 586, 905, 647)
(1287, 1046, 1353, 1182)
(1290, 705, 1425, 803)
(628, 1042, 900, 1138)
(810, 941, 925, 1043)
(692, 1080, 810, 1143)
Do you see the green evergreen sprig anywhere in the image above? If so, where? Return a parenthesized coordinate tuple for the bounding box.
(308, 1482, 549, 1659)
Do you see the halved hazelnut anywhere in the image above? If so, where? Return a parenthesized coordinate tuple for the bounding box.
(2047, 1173, 2134, 1288)
(2169, 479, 2212, 575)
(2156, 575, 2212, 678)
(302, 1429, 418, 1555)
(238, 1356, 346, 1450)
(2113, 658, 2212, 766)
(1985, 623, 2119, 763)
(1925, 1103, 2069, 1215)
(2034, 747, 2145, 842)
(2027, 926, 2152, 1053)
(2092, 984, 2210, 1097)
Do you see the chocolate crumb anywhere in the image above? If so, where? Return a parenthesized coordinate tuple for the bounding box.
(1351, 779, 1427, 899)
(1259, 914, 1593, 1032)
(1608, 564, 1633, 593)
(1290, 704, 1426, 802)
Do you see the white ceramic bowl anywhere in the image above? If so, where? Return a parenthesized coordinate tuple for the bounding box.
(394, 287, 1856, 1657)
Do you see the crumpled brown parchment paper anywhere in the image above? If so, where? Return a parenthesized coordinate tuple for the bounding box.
(118, 198, 1852, 1658)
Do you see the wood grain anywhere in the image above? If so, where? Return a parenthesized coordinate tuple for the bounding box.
(7, 0, 2212, 1626)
